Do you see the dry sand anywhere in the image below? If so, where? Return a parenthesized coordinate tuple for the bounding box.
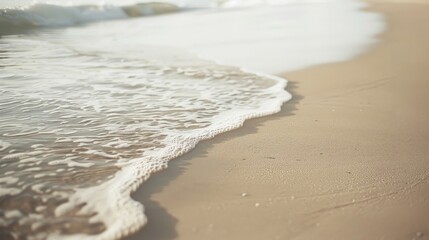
(128, 1, 429, 239)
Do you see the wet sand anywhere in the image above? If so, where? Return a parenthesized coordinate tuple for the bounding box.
(128, 1, 429, 239)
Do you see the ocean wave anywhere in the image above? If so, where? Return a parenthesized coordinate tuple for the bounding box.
(0, 2, 180, 35)
(0, 35, 290, 239)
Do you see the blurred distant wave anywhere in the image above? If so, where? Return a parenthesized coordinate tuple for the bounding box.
(0, 2, 180, 35)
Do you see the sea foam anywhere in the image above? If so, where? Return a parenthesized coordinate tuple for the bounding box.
(0, 35, 289, 239)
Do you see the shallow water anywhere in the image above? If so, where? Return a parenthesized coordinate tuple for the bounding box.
(0, 0, 384, 239)
(0, 30, 288, 240)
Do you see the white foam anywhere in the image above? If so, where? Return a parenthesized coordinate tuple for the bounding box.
(0, 140, 11, 151)
(48, 157, 95, 168)
(2, 151, 43, 160)
(31, 184, 46, 194)
(0, 177, 19, 185)
(52, 70, 288, 240)
(0, 35, 290, 239)
(0, 188, 22, 197)
(5, 210, 23, 219)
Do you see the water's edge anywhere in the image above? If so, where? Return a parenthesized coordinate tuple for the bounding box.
(68, 70, 291, 240)
(0, 0, 386, 239)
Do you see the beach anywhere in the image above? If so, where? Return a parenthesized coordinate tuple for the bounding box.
(1, 0, 428, 239)
(129, 1, 429, 239)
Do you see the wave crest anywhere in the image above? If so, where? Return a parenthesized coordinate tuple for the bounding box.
(0, 2, 180, 35)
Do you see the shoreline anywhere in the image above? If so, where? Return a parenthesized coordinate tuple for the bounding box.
(128, 1, 429, 239)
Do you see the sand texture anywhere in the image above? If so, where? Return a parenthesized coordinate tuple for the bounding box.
(128, 1, 429, 240)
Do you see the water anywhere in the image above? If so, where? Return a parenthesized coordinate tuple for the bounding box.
(0, 1, 384, 239)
